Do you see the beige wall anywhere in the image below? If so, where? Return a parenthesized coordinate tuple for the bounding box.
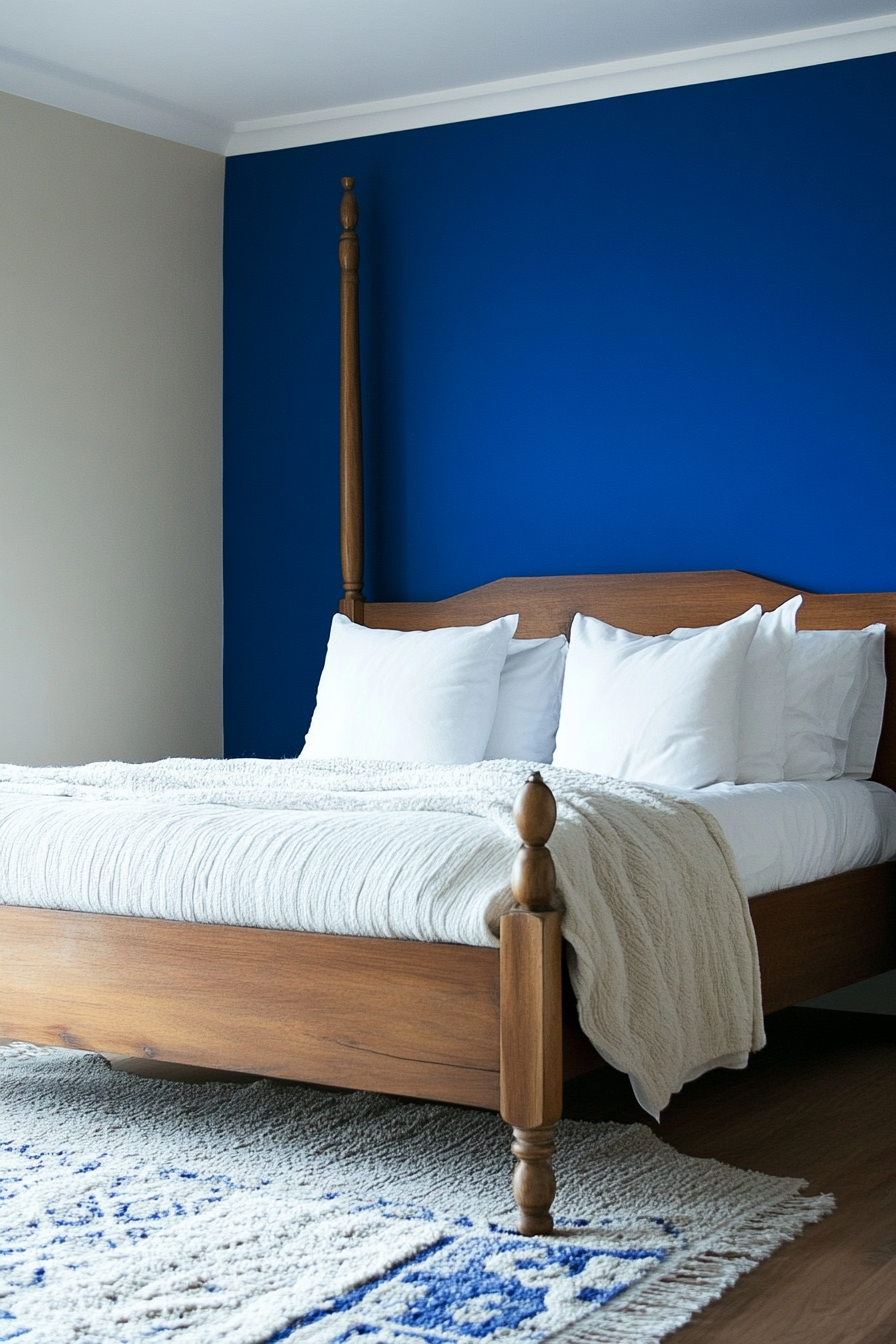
(0, 91, 222, 763)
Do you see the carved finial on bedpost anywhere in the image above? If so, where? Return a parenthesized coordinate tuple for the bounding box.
(339, 176, 365, 624)
(511, 772, 557, 912)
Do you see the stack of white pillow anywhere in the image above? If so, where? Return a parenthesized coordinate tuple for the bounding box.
(302, 601, 886, 790)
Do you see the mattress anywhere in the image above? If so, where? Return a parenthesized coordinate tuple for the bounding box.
(662, 778, 896, 899)
(0, 777, 893, 946)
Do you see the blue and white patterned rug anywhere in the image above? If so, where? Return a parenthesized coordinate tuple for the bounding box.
(0, 1044, 832, 1344)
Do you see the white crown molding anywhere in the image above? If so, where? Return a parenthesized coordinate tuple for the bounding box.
(1, 13, 893, 157)
(0, 48, 229, 154)
(227, 13, 896, 156)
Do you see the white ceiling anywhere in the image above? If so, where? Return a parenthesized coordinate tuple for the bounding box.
(0, 1, 894, 155)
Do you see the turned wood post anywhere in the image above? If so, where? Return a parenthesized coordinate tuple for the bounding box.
(338, 176, 364, 624)
(500, 771, 563, 1236)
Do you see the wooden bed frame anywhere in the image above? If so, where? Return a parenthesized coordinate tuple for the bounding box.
(1, 179, 894, 1236)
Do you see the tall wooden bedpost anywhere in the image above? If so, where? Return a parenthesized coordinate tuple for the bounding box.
(339, 176, 365, 624)
(501, 772, 563, 1235)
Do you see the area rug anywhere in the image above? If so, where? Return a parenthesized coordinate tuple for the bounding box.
(0, 1044, 832, 1344)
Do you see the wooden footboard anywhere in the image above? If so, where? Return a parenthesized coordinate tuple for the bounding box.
(0, 905, 502, 1109)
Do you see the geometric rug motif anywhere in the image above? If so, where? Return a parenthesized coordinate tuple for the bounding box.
(0, 1045, 833, 1344)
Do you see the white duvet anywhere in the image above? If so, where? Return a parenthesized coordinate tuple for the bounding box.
(0, 756, 763, 1117)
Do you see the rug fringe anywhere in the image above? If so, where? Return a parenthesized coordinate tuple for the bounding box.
(552, 1188, 834, 1344)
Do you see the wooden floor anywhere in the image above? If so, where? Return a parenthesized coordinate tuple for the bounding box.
(5, 1007, 894, 1341)
(564, 1007, 896, 1344)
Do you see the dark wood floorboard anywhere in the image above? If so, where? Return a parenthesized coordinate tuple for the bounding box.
(4, 1007, 894, 1340)
(564, 1008, 896, 1344)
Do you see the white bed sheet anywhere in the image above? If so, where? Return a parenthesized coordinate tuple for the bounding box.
(0, 777, 893, 944)
(664, 778, 896, 898)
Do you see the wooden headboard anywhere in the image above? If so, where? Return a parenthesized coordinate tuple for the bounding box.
(335, 179, 896, 791)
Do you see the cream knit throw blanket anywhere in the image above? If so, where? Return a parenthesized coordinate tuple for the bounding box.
(0, 757, 764, 1116)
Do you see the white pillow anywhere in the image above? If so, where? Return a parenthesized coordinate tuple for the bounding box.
(672, 596, 802, 784)
(484, 635, 568, 763)
(302, 613, 518, 764)
(784, 625, 882, 781)
(844, 626, 887, 779)
(553, 606, 762, 788)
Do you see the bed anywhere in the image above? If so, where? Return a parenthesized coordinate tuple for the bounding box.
(1, 179, 894, 1237)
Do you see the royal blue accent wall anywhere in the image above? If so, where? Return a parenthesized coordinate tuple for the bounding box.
(224, 54, 896, 758)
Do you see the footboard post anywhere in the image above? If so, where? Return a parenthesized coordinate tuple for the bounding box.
(500, 772, 563, 1236)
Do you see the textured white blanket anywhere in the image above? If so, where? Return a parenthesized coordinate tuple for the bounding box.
(0, 757, 764, 1116)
